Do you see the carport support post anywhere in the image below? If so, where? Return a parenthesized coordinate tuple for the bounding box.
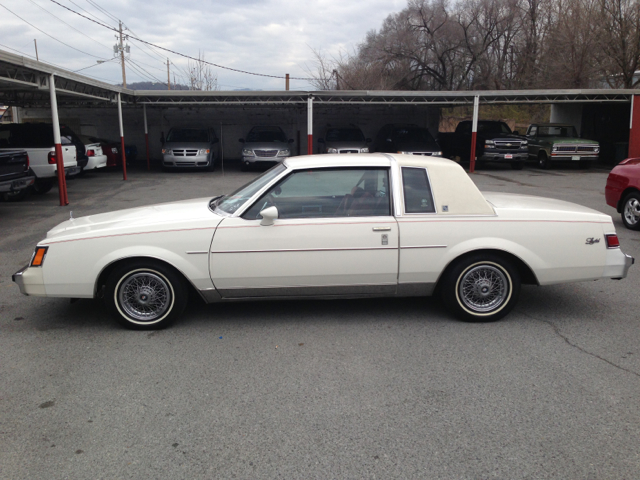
(48, 74, 69, 206)
(307, 96, 313, 155)
(117, 93, 128, 180)
(629, 95, 640, 157)
(143, 104, 150, 171)
(469, 95, 479, 173)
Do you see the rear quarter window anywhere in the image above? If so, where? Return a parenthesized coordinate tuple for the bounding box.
(402, 167, 436, 214)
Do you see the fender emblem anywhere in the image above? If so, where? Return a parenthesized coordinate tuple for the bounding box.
(585, 237, 600, 245)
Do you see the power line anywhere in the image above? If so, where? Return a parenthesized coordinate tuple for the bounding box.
(126, 58, 167, 85)
(26, 0, 111, 51)
(1, 4, 110, 60)
(85, 0, 119, 24)
(47, 0, 316, 81)
(73, 57, 117, 72)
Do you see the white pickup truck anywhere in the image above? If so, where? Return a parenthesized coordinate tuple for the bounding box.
(0, 123, 81, 194)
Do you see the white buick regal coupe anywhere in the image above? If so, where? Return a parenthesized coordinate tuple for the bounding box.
(13, 154, 634, 329)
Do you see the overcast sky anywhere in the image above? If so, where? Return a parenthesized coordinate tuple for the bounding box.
(1, 0, 406, 91)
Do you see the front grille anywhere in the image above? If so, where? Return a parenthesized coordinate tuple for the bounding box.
(255, 150, 278, 158)
(577, 145, 598, 153)
(494, 141, 523, 150)
(339, 149, 359, 154)
(556, 145, 577, 153)
(175, 161, 196, 166)
(173, 149, 198, 157)
(410, 152, 433, 156)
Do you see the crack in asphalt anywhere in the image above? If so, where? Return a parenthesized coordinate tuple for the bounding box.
(520, 311, 640, 379)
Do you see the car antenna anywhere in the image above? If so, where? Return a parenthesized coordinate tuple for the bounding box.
(70, 211, 74, 220)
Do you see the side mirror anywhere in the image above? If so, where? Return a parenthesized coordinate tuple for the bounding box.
(239, 138, 245, 143)
(318, 138, 325, 144)
(366, 138, 372, 143)
(288, 138, 294, 144)
(260, 206, 278, 226)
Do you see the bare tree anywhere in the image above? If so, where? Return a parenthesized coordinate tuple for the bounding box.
(188, 51, 219, 91)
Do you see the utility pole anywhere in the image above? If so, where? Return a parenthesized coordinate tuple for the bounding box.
(285, 73, 289, 91)
(117, 20, 127, 88)
(34, 39, 39, 61)
(167, 58, 171, 90)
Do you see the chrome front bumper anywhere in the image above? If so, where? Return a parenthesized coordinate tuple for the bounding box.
(12, 265, 29, 295)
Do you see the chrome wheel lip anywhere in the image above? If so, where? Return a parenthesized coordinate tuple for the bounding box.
(455, 261, 512, 316)
(623, 198, 640, 226)
(114, 269, 175, 324)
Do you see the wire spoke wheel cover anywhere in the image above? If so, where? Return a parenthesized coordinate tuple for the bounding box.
(115, 269, 175, 324)
(456, 262, 511, 315)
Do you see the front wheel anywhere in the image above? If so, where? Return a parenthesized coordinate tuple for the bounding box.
(621, 192, 640, 230)
(440, 253, 521, 322)
(32, 179, 55, 194)
(538, 152, 549, 169)
(104, 261, 188, 329)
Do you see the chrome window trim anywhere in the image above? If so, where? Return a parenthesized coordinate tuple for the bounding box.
(225, 162, 290, 218)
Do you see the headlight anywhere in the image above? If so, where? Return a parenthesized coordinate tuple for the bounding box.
(162, 148, 171, 155)
(594, 147, 600, 153)
(327, 148, 338, 153)
(242, 148, 255, 156)
(360, 147, 369, 153)
(552, 145, 558, 152)
(485, 140, 495, 147)
(198, 149, 210, 155)
(521, 141, 528, 146)
(277, 149, 290, 157)
(398, 151, 409, 154)
(433, 151, 443, 156)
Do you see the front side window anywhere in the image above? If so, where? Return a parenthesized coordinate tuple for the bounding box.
(215, 163, 286, 215)
(402, 167, 435, 214)
(242, 168, 391, 220)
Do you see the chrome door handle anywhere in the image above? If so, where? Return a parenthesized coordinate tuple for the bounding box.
(372, 227, 391, 231)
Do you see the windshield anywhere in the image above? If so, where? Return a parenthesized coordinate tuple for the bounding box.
(215, 163, 287, 215)
(393, 127, 435, 143)
(537, 126, 578, 138)
(326, 128, 365, 142)
(166, 128, 209, 143)
(246, 129, 286, 143)
(478, 122, 512, 135)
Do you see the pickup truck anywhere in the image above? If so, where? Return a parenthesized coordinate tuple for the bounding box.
(438, 120, 528, 169)
(0, 150, 35, 201)
(526, 123, 599, 169)
(0, 123, 80, 194)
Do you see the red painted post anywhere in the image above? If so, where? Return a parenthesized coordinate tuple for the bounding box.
(307, 96, 313, 155)
(629, 95, 640, 158)
(469, 95, 480, 173)
(54, 143, 68, 206)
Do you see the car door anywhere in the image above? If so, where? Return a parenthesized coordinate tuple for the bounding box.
(209, 167, 399, 298)
(526, 125, 540, 159)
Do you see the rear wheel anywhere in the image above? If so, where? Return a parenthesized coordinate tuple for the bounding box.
(32, 179, 55, 194)
(441, 253, 521, 322)
(104, 261, 188, 329)
(621, 192, 640, 230)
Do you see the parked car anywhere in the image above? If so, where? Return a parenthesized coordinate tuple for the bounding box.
(317, 126, 370, 154)
(605, 157, 640, 230)
(88, 137, 121, 167)
(78, 135, 107, 171)
(0, 123, 80, 194)
(162, 127, 219, 170)
(526, 123, 599, 169)
(0, 149, 35, 201)
(374, 124, 442, 157)
(438, 120, 528, 169)
(239, 126, 293, 170)
(13, 154, 633, 330)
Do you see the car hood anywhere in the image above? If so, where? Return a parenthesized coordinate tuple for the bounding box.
(540, 137, 598, 144)
(325, 141, 367, 149)
(165, 142, 211, 149)
(483, 191, 611, 222)
(394, 140, 440, 152)
(243, 141, 289, 150)
(44, 197, 223, 243)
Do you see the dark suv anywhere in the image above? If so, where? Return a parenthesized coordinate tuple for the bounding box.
(374, 124, 442, 156)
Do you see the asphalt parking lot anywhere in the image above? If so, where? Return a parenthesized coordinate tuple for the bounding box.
(1, 161, 639, 479)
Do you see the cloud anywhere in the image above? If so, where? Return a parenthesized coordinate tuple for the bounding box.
(1, 0, 405, 90)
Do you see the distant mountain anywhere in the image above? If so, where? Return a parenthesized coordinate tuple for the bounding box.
(119, 82, 189, 90)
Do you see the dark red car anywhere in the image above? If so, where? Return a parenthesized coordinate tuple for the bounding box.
(606, 157, 640, 230)
(89, 137, 121, 167)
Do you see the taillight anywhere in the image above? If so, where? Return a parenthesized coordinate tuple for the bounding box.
(26, 154, 30, 169)
(87, 149, 95, 157)
(47, 151, 56, 164)
(605, 234, 620, 248)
